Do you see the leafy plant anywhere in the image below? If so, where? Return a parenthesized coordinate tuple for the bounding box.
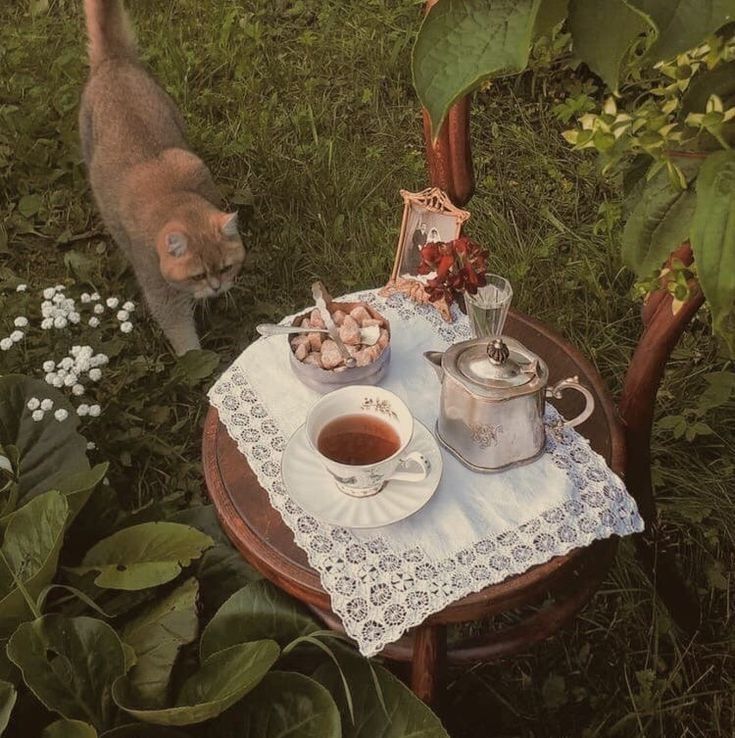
(0, 375, 449, 736)
(413, 0, 735, 353)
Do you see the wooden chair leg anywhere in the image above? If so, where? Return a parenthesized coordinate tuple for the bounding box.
(619, 244, 703, 633)
(422, 99, 475, 207)
(411, 624, 447, 704)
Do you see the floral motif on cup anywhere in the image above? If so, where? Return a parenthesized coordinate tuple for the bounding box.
(361, 397, 398, 420)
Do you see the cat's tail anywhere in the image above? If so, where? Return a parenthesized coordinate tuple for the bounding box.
(83, 0, 137, 68)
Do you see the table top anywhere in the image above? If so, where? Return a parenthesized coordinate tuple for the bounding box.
(203, 308, 625, 625)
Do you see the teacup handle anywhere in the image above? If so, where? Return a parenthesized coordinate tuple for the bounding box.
(387, 451, 430, 483)
(546, 376, 595, 428)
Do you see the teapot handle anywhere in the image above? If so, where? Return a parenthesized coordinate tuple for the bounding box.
(546, 376, 595, 428)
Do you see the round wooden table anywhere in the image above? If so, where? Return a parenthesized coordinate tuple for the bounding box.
(203, 310, 625, 704)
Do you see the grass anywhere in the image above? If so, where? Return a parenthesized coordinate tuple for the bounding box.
(1, 0, 733, 735)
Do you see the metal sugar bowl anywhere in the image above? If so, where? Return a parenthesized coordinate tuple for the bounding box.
(424, 335, 595, 472)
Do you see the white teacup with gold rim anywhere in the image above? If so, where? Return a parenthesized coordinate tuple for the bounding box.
(305, 385, 430, 497)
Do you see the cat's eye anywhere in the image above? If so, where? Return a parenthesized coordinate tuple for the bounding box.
(218, 265, 232, 275)
(191, 273, 206, 282)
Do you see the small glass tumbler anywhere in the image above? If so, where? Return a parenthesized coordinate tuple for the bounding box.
(464, 274, 513, 339)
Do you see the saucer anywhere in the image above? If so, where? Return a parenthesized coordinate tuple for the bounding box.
(281, 420, 443, 529)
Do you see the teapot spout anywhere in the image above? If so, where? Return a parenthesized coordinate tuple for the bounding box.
(423, 351, 444, 381)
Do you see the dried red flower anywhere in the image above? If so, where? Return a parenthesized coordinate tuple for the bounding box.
(418, 236, 489, 305)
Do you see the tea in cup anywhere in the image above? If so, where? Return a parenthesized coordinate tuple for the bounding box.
(305, 386, 429, 497)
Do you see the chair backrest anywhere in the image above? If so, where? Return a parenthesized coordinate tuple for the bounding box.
(421, 94, 703, 535)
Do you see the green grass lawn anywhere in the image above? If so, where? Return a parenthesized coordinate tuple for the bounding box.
(1, 1, 733, 735)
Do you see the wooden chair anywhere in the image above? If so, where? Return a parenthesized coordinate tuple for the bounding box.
(204, 13, 700, 705)
(426, 93, 702, 634)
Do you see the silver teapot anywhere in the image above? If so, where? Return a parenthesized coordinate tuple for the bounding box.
(424, 336, 594, 472)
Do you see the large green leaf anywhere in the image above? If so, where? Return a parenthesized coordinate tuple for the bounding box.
(0, 680, 16, 736)
(7, 615, 128, 730)
(622, 164, 699, 275)
(0, 376, 89, 502)
(569, 0, 649, 92)
(413, 0, 542, 137)
(121, 578, 199, 708)
(314, 659, 450, 738)
(53, 463, 109, 522)
(683, 61, 735, 115)
(205, 671, 340, 738)
(113, 640, 280, 726)
(70, 523, 213, 590)
(0, 491, 69, 636)
(101, 727, 190, 737)
(533, 0, 569, 37)
(200, 581, 318, 659)
(43, 720, 98, 738)
(691, 150, 735, 355)
(625, 0, 735, 63)
(172, 351, 220, 386)
(168, 506, 261, 617)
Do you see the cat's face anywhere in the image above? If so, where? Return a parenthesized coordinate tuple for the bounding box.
(156, 211, 245, 299)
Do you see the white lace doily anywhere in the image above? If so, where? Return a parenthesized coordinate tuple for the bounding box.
(208, 290, 643, 657)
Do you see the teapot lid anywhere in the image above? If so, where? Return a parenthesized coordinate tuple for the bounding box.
(445, 336, 548, 397)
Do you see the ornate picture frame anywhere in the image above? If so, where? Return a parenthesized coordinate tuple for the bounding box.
(387, 187, 471, 284)
(380, 187, 471, 321)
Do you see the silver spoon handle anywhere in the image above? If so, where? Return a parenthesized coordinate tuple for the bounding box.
(255, 324, 328, 337)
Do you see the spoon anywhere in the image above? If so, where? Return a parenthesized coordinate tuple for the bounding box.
(256, 323, 381, 346)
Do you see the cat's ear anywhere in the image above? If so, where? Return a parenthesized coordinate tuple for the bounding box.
(219, 212, 239, 238)
(165, 231, 188, 257)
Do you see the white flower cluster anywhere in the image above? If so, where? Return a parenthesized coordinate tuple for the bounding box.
(43, 346, 108, 412)
(40, 284, 81, 331)
(5, 283, 137, 421)
(27, 396, 68, 423)
(80, 293, 136, 332)
(115, 298, 136, 333)
(0, 318, 26, 351)
(4, 285, 138, 350)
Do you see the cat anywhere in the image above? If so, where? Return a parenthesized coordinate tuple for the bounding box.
(79, 0, 245, 355)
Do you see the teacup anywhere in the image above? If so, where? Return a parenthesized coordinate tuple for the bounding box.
(305, 385, 430, 497)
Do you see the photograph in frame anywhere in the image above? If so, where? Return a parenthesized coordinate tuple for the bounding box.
(381, 188, 471, 320)
(388, 187, 470, 283)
